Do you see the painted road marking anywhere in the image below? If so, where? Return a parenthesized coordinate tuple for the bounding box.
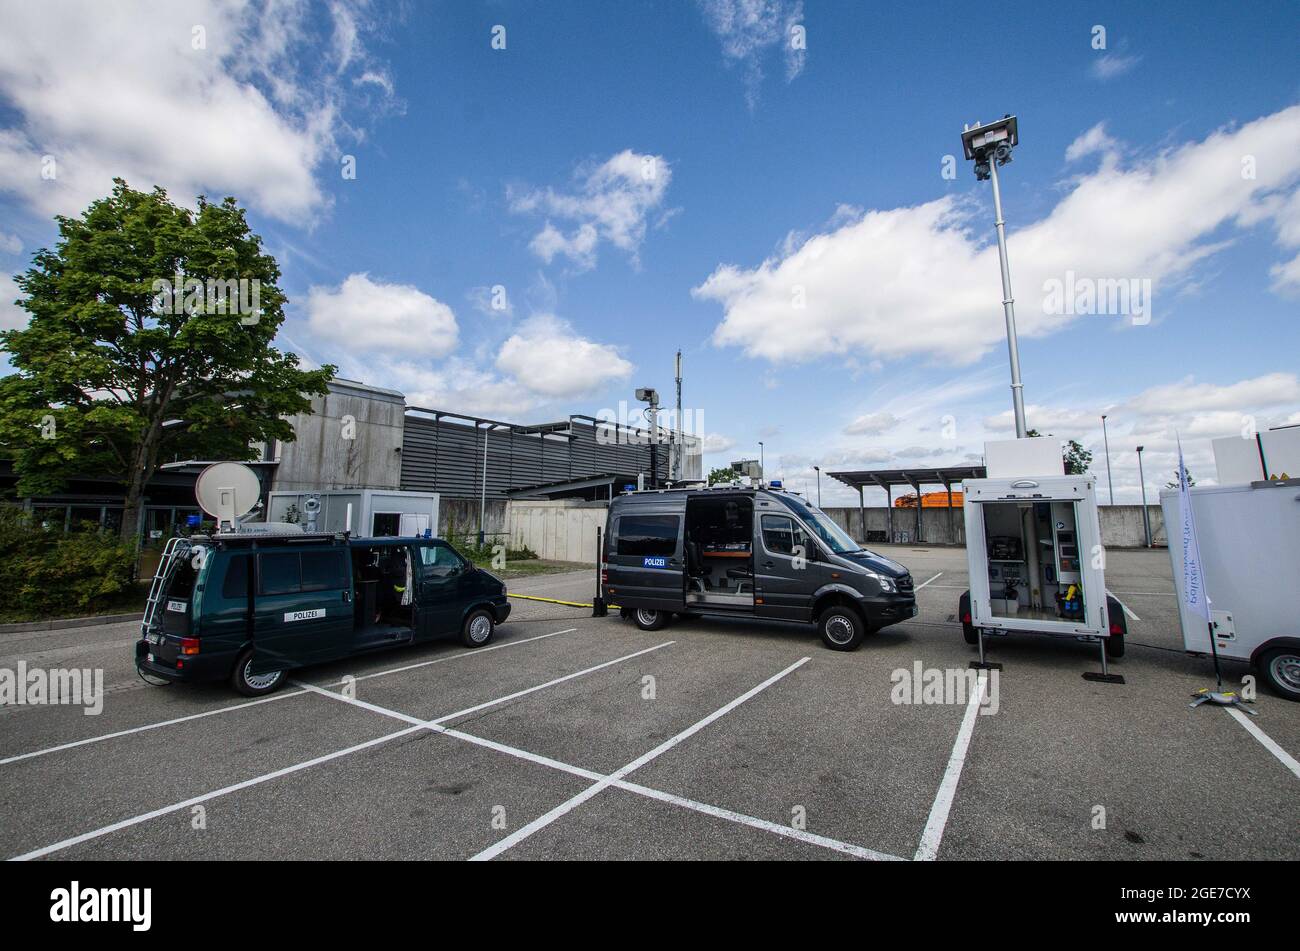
(914, 670, 987, 861)
(0, 628, 577, 766)
(297, 668, 904, 861)
(7, 641, 673, 861)
(471, 657, 810, 861)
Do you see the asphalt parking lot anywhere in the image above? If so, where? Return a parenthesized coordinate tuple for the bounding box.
(1, 544, 1296, 861)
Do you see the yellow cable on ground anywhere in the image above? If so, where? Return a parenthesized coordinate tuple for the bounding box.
(507, 593, 620, 610)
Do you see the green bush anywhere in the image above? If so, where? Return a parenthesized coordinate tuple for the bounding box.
(0, 506, 138, 621)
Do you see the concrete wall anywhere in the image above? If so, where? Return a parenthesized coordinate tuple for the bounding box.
(274, 378, 405, 492)
(507, 500, 608, 564)
(438, 497, 508, 541)
(822, 504, 1166, 548)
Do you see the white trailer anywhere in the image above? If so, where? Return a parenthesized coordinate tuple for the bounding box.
(1159, 478, 1300, 700)
(959, 472, 1128, 680)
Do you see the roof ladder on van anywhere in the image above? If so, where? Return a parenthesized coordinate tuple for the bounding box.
(140, 537, 193, 638)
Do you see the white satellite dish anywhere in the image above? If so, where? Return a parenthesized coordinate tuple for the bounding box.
(195, 463, 261, 530)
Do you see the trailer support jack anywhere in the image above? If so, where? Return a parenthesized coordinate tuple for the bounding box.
(1083, 637, 1125, 684)
(969, 628, 1002, 671)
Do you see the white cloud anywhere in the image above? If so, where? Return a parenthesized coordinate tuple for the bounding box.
(306, 273, 459, 357)
(377, 358, 539, 419)
(1064, 123, 1118, 163)
(694, 105, 1300, 366)
(844, 411, 899, 436)
(702, 433, 737, 453)
(0, 232, 22, 255)
(0, 0, 395, 224)
(1091, 53, 1140, 80)
(1124, 372, 1298, 415)
(697, 0, 805, 109)
(495, 314, 634, 398)
(510, 150, 673, 271)
(1, 272, 28, 331)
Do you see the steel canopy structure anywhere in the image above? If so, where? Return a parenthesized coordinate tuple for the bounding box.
(827, 465, 987, 543)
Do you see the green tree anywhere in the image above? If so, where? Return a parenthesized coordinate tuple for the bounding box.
(707, 466, 734, 485)
(1026, 429, 1093, 475)
(0, 179, 334, 541)
(1166, 467, 1195, 489)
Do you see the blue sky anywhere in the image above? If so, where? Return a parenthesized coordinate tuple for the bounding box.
(1, 0, 1298, 504)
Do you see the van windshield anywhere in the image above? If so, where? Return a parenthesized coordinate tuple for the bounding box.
(776, 494, 862, 554)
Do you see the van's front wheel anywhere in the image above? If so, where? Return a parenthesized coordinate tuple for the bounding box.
(818, 605, 866, 651)
(632, 608, 670, 631)
(461, 609, 496, 648)
(231, 650, 286, 697)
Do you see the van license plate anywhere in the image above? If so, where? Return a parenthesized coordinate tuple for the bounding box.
(166, 600, 186, 613)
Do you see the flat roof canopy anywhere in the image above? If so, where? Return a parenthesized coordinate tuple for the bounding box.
(827, 465, 986, 491)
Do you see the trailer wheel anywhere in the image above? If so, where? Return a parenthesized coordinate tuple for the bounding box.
(959, 592, 978, 645)
(1259, 646, 1300, 702)
(632, 608, 670, 631)
(231, 649, 286, 697)
(1104, 596, 1127, 658)
(818, 605, 866, 651)
(461, 608, 495, 648)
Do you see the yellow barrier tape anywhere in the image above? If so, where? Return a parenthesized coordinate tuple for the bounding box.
(507, 593, 620, 610)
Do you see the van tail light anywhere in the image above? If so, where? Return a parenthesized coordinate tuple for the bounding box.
(962, 612, 971, 624)
(180, 637, 201, 656)
(1110, 622, 1123, 635)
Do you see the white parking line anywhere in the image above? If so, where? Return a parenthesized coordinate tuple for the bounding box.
(297, 667, 904, 861)
(1105, 590, 1140, 622)
(0, 628, 575, 766)
(914, 670, 987, 861)
(916, 572, 943, 589)
(471, 657, 810, 861)
(1225, 707, 1300, 781)
(7, 640, 671, 861)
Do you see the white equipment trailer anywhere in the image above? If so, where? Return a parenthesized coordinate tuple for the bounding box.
(1159, 478, 1300, 701)
(958, 447, 1128, 681)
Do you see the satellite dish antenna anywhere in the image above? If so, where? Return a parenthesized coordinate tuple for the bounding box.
(195, 463, 261, 532)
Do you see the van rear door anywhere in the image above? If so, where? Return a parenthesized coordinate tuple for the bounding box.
(607, 509, 685, 612)
(250, 547, 354, 674)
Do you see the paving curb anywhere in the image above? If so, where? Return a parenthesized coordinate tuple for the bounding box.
(0, 612, 143, 635)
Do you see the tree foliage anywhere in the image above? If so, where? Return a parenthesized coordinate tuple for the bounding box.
(0, 179, 334, 538)
(1026, 429, 1093, 475)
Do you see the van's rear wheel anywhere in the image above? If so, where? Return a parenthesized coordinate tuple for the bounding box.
(1259, 646, 1300, 701)
(461, 609, 495, 648)
(632, 608, 670, 631)
(818, 605, 866, 651)
(231, 649, 286, 697)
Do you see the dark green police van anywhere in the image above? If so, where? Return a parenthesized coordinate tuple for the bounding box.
(135, 532, 510, 696)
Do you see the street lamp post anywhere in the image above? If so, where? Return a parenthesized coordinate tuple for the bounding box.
(1101, 414, 1115, 505)
(1136, 445, 1151, 547)
(814, 465, 821, 507)
(961, 116, 1027, 438)
(758, 442, 764, 481)
(478, 424, 490, 546)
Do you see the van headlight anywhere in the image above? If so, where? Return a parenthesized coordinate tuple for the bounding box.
(874, 575, 897, 593)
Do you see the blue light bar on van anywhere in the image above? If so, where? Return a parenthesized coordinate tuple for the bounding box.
(769, 480, 782, 488)
(623, 484, 636, 492)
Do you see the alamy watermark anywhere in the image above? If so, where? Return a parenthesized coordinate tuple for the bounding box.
(890, 662, 999, 715)
(1, 663, 104, 715)
(152, 274, 261, 324)
(1043, 271, 1151, 325)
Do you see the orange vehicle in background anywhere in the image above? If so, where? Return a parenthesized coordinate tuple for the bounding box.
(893, 491, 963, 508)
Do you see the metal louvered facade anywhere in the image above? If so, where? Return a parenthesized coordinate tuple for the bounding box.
(400, 409, 695, 500)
